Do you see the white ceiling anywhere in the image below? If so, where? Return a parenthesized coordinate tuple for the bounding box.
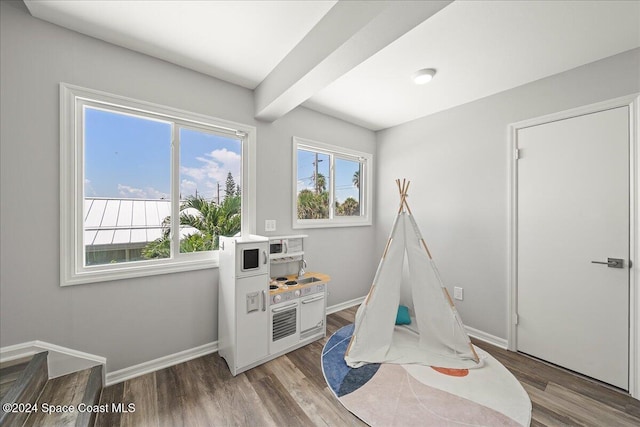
(25, 0, 640, 131)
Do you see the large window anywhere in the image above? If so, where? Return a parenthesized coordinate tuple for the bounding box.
(293, 137, 372, 228)
(61, 84, 256, 286)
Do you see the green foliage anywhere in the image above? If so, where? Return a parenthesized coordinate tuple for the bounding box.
(336, 197, 359, 216)
(297, 170, 360, 219)
(315, 173, 327, 194)
(225, 172, 237, 198)
(179, 233, 209, 253)
(142, 194, 241, 259)
(297, 189, 329, 219)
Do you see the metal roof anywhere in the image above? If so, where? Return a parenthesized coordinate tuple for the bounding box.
(84, 198, 198, 247)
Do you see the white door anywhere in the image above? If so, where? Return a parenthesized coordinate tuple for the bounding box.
(516, 106, 629, 390)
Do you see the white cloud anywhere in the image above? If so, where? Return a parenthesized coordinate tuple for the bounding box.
(118, 184, 168, 200)
(145, 187, 169, 200)
(180, 179, 198, 196)
(180, 148, 241, 199)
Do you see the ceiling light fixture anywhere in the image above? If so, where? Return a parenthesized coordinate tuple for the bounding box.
(413, 68, 436, 84)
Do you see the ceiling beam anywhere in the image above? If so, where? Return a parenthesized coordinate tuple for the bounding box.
(254, 0, 452, 123)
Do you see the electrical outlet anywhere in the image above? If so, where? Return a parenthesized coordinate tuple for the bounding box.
(265, 219, 276, 232)
(453, 286, 463, 301)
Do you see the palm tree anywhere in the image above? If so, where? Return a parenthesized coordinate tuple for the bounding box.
(352, 170, 360, 189)
(141, 235, 171, 259)
(142, 194, 241, 258)
(297, 189, 329, 219)
(337, 197, 359, 216)
(314, 172, 327, 194)
(180, 194, 241, 249)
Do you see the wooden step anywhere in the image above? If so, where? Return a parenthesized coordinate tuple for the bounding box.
(0, 351, 49, 427)
(75, 365, 104, 427)
(0, 358, 31, 401)
(23, 364, 103, 427)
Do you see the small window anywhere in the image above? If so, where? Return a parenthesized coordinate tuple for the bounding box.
(293, 137, 372, 228)
(61, 83, 255, 286)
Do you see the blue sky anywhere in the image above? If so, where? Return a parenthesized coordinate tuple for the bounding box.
(179, 128, 241, 201)
(84, 107, 241, 201)
(297, 148, 361, 203)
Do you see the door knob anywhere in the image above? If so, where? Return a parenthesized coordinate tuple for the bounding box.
(591, 258, 624, 268)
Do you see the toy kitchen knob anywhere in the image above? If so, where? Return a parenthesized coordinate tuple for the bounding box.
(294, 290, 301, 297)
(273, 294, 282, 304)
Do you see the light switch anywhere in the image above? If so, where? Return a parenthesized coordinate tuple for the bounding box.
(453, 287, 463, 301)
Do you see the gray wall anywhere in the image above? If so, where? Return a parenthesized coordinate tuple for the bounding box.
(257, 108, 377, 305)
(0, 1, 376, 372)
(376, 48, 640, 340)
(4, 0, 637, 374)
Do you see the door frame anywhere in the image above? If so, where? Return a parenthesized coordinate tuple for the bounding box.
(508, 93, 640, 398)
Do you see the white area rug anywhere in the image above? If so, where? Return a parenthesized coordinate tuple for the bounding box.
(322, 324, 531, 426)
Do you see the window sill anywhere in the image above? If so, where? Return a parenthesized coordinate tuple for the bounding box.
(293, 219, 372, 229)
(61, 255, 219, 287)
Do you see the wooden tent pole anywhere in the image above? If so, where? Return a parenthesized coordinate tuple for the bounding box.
(404, 181, 411, 211)
(469, 343, 480, 363)
(396, 179, 405, 214)
(398, 179, 410, 213)
(421, 239, 433, 260)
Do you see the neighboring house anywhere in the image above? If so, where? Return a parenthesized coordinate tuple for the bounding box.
(84, 198, 198, 265)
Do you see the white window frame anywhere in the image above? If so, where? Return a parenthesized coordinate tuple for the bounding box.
(60, 83, 256, 286)
(292, 136, 372, 229)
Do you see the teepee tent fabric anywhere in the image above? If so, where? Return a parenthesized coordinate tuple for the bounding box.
(345, 180, 480, 369)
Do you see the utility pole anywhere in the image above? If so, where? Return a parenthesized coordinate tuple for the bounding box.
(217, 182, 220, 204)
(314, 153, 318, 193)
(313, 153, 323, 194)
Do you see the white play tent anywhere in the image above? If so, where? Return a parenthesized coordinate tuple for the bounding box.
(345, 179, 481, 369)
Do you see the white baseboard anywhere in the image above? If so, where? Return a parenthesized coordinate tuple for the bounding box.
(0, 341, 40, 363)
(0, 340, 106, 381)
(103, 297, 364, 386)
(326, 296, 364, 315)
(465, 326, 508, 349)
(105, 341, 218, 386)
(325, 297, 509, 350)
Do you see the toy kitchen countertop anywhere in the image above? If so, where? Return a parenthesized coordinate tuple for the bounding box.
(269, 272, 331, 294)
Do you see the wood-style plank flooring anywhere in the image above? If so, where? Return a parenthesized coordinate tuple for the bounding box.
(0, 359, 30, 401)
(96, 306, 640, 426)
(23, 368, 91, 426)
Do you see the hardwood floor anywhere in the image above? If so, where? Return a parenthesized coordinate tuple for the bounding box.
(0, 359, 30, 401)
(471, 339, 640, 426)
(96, 306, 640, 426)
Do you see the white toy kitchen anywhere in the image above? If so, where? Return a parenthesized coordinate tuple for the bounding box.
(218, 234, 329, 376)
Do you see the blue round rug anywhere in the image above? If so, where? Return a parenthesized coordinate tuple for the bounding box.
(321, 324, 380, 397)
